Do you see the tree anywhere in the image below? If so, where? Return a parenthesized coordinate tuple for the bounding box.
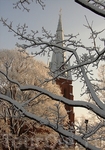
(75, 115, 105, 149)
(12, 0, 105, 17)
(96, 64, 105, 103)
(75, 63, 105, 150)
(13, 0, 45, 11)
(0, 1, 105, 150)
(0, 49, 68, 150)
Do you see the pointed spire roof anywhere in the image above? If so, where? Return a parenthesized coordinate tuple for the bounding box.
(49, 13, 72, 80)
(56, 13, 64, 47)
(57, 14, 63, 32)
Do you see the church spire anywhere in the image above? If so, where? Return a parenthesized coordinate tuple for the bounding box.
(50, 13, 74, 136)
(49, 13, 72, 80)
(56, 11, 64, 46)
(57, 10, 63, 32)
(67, 60, 72, 80)
(49, 13, 65, 77)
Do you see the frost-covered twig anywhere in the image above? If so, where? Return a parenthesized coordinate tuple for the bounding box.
(13, 0, 45, 11)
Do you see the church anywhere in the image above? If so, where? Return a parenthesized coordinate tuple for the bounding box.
(49, 13, 75, 126)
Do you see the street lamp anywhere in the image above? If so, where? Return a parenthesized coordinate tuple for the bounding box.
(85, 119, 88, 150)
(85, 119, 88, 132)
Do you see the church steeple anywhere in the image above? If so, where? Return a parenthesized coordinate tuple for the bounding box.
(57, 14, 62, 31)
(49, 14, 72, 80)
(67, 60, 72, 80)
(56, 13, 64, 43)
(49, 14, 75, 144)
(49, 14, 65, 78)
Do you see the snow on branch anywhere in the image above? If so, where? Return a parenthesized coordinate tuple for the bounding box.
(0, 94, 101, 150)
(1, 7, 105, 149)
(1, 17, 105, 113)
(82, 121, 105, 139)
(75, 0, 105, 17)
(0, 69, 105, 119)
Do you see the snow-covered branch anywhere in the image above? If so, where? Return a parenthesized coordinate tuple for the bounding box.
(75, 0, 105, 17)
(0, 94, 101, 150)
(0, 68, 105, 119)
(1, 1, 105, 148)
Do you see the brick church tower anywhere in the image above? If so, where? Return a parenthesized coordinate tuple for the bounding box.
(49, 14, 74, 126)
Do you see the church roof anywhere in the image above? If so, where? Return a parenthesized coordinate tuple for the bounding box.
(57, 14, 63, 32)
(49, 14, 72, 80)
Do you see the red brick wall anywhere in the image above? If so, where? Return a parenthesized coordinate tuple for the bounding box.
(56, 78, 74, 126)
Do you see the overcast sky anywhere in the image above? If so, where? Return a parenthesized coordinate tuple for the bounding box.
(0, 0, 105, 118)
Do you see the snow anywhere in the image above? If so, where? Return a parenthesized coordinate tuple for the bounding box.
(0, 1, 105, 149)
(0, 93, 101, 150)
(75, 0, 105, 17)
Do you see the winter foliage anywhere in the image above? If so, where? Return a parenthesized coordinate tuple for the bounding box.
(0, 50, 69, 149)
(0, 0, 105, 150)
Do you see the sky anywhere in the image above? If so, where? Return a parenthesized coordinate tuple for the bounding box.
(0, 0, 105, 118)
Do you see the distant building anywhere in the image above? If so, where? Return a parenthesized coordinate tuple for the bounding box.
(49, 14, 74, 126)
